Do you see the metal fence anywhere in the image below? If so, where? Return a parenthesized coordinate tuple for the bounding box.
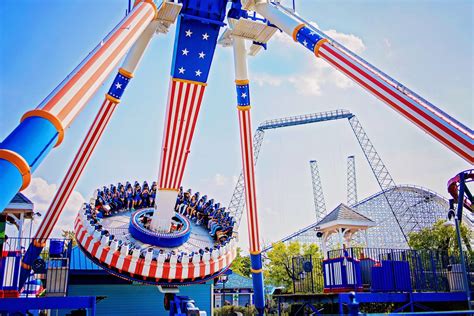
(292, 247, 473, 294)
(1, 237, 72, 298)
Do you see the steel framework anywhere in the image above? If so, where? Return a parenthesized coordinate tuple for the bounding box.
(309, 160, 327, 222)
(263, 185, 450, 251)
(347, 155, 358, 206)
(228, 109, 430, 248)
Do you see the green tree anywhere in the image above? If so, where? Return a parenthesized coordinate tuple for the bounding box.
(408, 219, 473, 258)
(264, 241, 322, 293)
(230, 247, 251, 277)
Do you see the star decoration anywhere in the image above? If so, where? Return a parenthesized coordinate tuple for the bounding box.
(185, 29, 193, 37)
(309, 31, 317, 36)
(241, 92, 247, 98)
(182, 48, 189, 56)
(198, 51, 206, 59)
(178, 67, 186, 74)
(202, 33, 209, 40)
(303, 40, 308, 46)
(115, 82, 122, 89)
(195, 70, 202, 77)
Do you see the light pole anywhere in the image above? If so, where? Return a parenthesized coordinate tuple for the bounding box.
(448, 171, 471, 310)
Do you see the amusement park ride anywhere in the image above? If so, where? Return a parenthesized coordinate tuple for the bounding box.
(0, 0, 472, 315)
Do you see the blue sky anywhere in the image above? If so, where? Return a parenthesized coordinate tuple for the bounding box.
(0, 1, 472, 246)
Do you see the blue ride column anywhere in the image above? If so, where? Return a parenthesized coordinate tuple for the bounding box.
(0, 0, 158, 212)
(232, 36, 265, 315)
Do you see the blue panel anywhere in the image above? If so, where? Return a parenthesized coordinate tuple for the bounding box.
(0, 116, 58, 171)
(0, 160, 23, 212)
(250, 253, 262, 270)
(295, 26, 324, 54)
(107, 72, 131, 100)
(236, 84, 250, 106)
(62, 283, 212, 316)
(251, 272, 265, 313)
(171, 16, 221, 83)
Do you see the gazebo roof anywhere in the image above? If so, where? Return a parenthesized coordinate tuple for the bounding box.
(316, 203, 374, 231)
(2, 193, 35, 221)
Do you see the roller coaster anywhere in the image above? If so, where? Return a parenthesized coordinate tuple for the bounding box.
(0, 0, 472, 315)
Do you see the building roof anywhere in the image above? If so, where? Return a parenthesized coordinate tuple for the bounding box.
(316, 203, 374, 228)
(215, 273, 253, 289)
(2, 193, 35, 223)
(69, 246, 104, 272)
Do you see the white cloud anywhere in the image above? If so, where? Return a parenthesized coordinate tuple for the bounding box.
(256, 23, 366, 95)
(23, 177, 85, 238)
(214, 173, 228, 186)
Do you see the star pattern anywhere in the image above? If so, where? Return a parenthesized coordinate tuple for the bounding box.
(173, 23, 220, 82)
(241, 92, 247, 98)
(115, 83, 122, 89)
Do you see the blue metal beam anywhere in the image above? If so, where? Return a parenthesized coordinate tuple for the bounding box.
(0, 296, 96, 314)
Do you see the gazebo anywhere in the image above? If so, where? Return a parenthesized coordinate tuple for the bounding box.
(2, 193, 35, 238)
(315, 203, 375, 257)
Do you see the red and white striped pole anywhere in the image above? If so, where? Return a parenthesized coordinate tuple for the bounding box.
(254, 1, 473, 164)
(19, 18, 160, 288)
(233, 36, 265, 315)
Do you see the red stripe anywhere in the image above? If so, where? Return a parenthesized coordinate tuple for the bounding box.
(169, 83, 191, 188)
(323, 44, 471, 150)
(199, 261, 206, 277)
(100, 248, 109, 262)
(84, 236, 94, 250)
(188, 263, 195, 279)
(175, 263, 183, 280)
(319, 48, 471, 162)
(148, 261, 157, 278)
(162, 263, 170, 279)
(239, 110, 256, 251)
(176, 85, 205, 186)
(135, 259, 145, 276)
(90, 241, 101, 257)
(159, 81, 177, 187)
(122, 256, 131, 273)
(110, 252, 120, 268)
(171, 84, 196, 188)
(162, 81, 184, 188)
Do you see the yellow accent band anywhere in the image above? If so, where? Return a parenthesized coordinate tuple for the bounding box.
(118, 67, 134, 79)
(249, 250, 261, 255)
(235, 79, 249, 85)
(314, 39, 329, 57)
(143, 0, 158, 20)
(172, 78, 207, 86)
(0, 149, 31, 191)
(292, 23, 306, 42)
(21, 262, 31, 270)
(159, 188, 180, 192)
(33, 240, 47, 247)
(105, 94, 121, 104)
(251, 268, 263, 274)
(21, 109, 65, 147)
(237, 105, 251, 111)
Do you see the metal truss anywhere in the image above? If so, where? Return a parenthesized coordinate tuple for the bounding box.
(346, 155, 358, 206)
(227, 109, 352, 230)
(309, 160, 327, 222)
(228, 109, 435, 249)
